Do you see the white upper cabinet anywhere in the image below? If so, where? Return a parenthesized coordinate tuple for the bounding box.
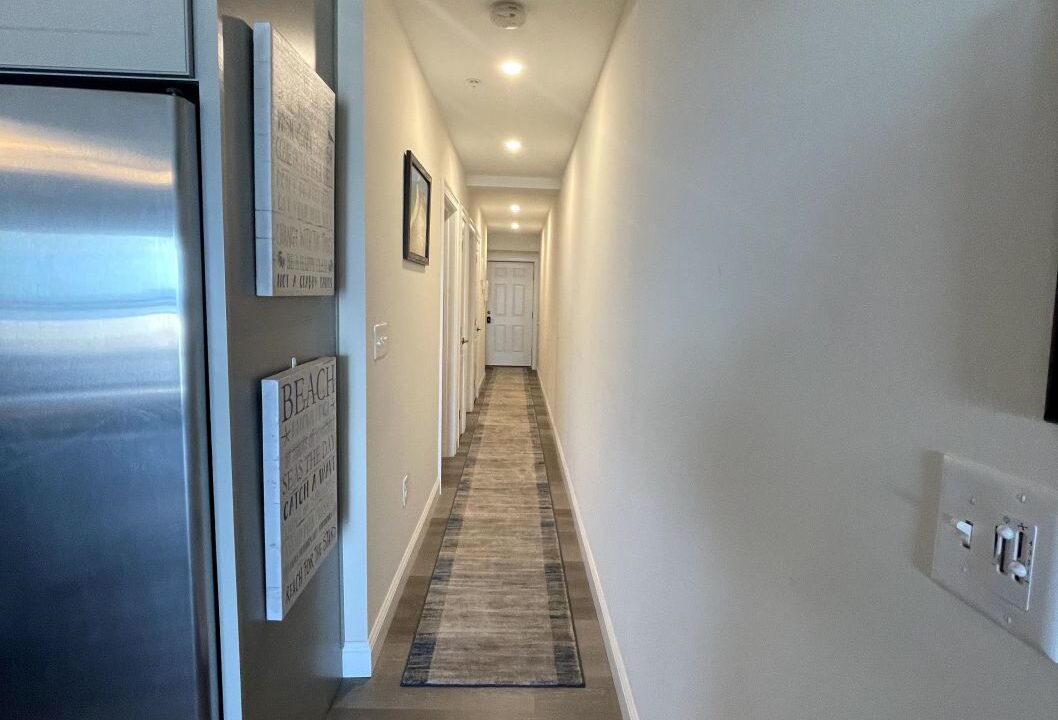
(0, 0, 191, 76)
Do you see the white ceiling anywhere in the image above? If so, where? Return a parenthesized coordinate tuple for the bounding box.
(392, 0, 625, 231)
(470, 186, 557, 234)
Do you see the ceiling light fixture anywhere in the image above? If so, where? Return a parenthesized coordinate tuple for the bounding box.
(510, 204, 521, 213)
(504, 138, 522, 153)
(500, 60, 523, 77)
(511, 222, 521, 230)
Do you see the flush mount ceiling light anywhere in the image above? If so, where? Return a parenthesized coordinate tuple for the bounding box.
(511, 222, 521, 230)
(504, 138, 523, 153)
(510, 204, 521, 213)
(490, 1, 526, 30)
(499, 60, 524, 77)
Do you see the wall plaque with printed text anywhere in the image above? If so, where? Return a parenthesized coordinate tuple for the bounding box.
(253, 23, 336, 296)
(261, 356, 338, 620)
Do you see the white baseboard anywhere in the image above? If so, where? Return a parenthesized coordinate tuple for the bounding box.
(539, 385, 640, 720)
(341, 484, 439, 677)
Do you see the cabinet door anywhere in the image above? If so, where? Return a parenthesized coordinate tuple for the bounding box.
(0, 0, 190, 76)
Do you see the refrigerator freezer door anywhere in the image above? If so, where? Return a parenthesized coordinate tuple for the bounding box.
(0, 86, 215, 719)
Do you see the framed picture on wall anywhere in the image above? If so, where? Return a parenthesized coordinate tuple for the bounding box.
(403, 150, 432, 265)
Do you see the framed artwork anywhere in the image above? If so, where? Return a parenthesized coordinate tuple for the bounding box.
(253, 23, 336, 296)
(403, 150, 432, 265)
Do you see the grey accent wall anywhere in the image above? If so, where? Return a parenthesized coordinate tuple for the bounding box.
(197, 4, 341, 719)
(221, 0, 335, 83)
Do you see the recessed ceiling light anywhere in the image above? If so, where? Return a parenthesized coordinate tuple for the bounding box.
(500, 60, 524, 77)
(511, 222, 520, 230)
(504, 138, 522, 153)
(510, 204, 521, 213)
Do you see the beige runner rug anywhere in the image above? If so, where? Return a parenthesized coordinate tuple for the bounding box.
(402, 367, 583, 687)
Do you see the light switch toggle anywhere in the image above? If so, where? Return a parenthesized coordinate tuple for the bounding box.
(954, 519, 974, 548)
(995, 521, 1035, 586)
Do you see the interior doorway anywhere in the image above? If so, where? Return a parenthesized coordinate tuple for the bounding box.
(462, 225, 480, 424)
(486, 260, 535, 367)
(440, 191, 480, 457)
(441, 195, 461, 457)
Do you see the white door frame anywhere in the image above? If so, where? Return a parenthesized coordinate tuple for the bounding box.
(485, 255, 539, 369)
(440, 186, 479, 457)
(462, 224, 480, 418)
(440, 191, 462, 458)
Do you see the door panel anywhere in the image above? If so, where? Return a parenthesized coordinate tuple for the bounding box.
(486, 261, 534, 367)
(513, 284, 525, 316)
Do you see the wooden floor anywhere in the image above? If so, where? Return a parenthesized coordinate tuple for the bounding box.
(328, 370, 623, 720)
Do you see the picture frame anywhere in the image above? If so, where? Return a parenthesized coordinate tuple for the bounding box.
(253, 23, 336, 296)
(403, 150, 432, 265)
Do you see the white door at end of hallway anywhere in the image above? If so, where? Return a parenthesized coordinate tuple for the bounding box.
(486, 261, 534, 367)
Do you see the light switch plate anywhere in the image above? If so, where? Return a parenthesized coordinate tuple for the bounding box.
(373, 322, 389, 360)
(931, 454, 1058, 662)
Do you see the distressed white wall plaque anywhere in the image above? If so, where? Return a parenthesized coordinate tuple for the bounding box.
(261, 356, 338, 620)
(253, 23, 336, 296)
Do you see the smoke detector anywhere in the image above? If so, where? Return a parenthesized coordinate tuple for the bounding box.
(490, 1, 526, 30)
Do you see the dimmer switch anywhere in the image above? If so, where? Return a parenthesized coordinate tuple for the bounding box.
(990, 518, 1036, 610)
(931, 455, 1058, 661)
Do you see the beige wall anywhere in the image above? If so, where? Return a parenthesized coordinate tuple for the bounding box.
(540, 1, 1058, 718)
(337, 0, 468, 671)
(362, 0, 467, 631)
(487, 231, 540, 254)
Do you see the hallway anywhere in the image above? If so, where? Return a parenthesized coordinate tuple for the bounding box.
(329, 369, 621, 719)
(8, 1, 1058, 719)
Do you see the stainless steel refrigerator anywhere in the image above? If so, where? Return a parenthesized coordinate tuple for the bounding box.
(0, 84, 217, 719)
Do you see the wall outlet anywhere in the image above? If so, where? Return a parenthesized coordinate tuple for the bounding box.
(401, 473, 409, 508)
(931, 454, 1058, 662)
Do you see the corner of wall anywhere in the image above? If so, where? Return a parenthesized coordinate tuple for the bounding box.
(335, 0, 371, 678)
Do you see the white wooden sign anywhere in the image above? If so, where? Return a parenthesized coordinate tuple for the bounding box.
(253, 23, 336, 296)
(261, 356, 338, 620)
